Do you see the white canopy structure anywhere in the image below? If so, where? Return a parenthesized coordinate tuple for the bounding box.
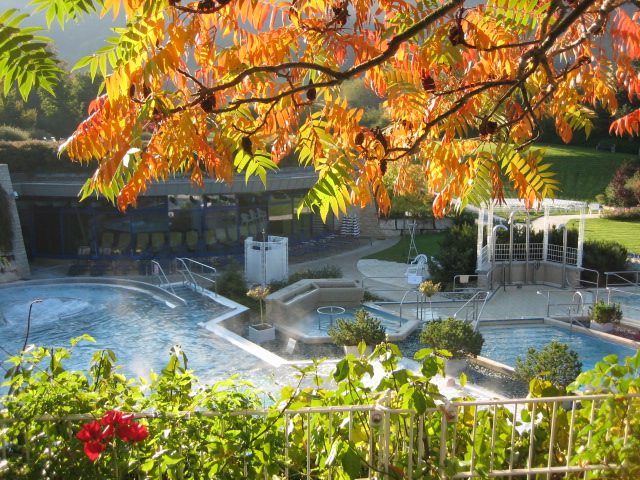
(475, 199, 588, 288)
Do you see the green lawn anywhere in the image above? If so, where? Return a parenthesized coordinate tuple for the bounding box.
(363, 232, 445, 263)
(535, 143, 631, 202)
(567, 217, 640, 253)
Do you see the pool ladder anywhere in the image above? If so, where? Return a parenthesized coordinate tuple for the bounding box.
(151, 260, 177, 296)
(536, 290, 590, 333)
(176, 258, 218, 296)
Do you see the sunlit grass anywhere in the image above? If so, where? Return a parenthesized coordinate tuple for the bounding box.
(535, 143, 630, 202)
(363, 232, 445, 263)
(567, 217, 640, 253)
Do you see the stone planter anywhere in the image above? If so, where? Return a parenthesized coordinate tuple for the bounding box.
(443, 358, 467, 377)
(248, 323, 276, 343)
(590, 321, 614, 333)
(343, 345, 374, 356)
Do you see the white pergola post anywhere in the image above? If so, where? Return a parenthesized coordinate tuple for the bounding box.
(542, 204, 550, 262)
(486, 202, 494, 262)
(578, 204, 585, 267)
(476, 205, 485, 270)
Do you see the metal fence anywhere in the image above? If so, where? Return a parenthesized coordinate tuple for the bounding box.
(491, 243, 578, 266)
(2, 392, 637, 479)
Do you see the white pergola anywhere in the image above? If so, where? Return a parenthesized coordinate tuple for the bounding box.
(476, 198, 588, 273)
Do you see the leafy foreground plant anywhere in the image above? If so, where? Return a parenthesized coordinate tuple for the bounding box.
(1, 336, 639, 479)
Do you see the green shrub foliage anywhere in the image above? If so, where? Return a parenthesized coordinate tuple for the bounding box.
(0, 140, 94, 174)
(1, 337, 639, 479)
(419, 317, 484, 359)
(428, 223, 477, 284)
(0, 125, 30, 141)
(589, 300, 623, 324)
(514, 340, 583, 387)
(327, 308, 386, 347)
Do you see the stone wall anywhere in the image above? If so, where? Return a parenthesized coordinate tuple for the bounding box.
(0, 164, 30, 283)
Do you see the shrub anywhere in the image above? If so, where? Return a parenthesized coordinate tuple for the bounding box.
(267, 265, 342, 292)
(428, 223, 477, 284)
(217, 268, 248, 304)
(603, 160, 640, 207)
(588, 300, 623, 324)
(419, 317, 484, 359)
(0, 125, 30, 141)
(582, 239, 627, 286)
(514, 341, 582, 388)
(327, 308, 386, 347)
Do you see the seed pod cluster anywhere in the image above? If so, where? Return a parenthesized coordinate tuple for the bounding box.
(449, 25, 464, 46)
(306, 81, 317, 101)
(198, 0, 216, 12)
(372, 126, 387, 151)
(355, 130, 364, 146)
(241, 136, 253, 155)
(479, 119, 498, 138)
(332, 2, 348, 26)
(200, 95, 216, 113)
(169, 0, 181, 5)
(380, 159, 388, 175)
(420, 70, 435, 92)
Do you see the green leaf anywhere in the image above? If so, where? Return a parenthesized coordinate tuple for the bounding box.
(342, 446, 362, 479)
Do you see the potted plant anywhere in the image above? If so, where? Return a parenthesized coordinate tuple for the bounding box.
(418, 280, 440, 321)
(588, 300, 622, 333)
(247, 285, 275, 343)
(327, 308, 386, 355)
(420, 317, 484, 376)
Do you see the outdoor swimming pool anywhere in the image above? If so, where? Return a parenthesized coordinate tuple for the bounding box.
(0, 282, 289, 393)
(480, 323, 637, 371)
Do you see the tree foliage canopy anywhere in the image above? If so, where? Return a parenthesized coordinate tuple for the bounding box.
(3, 0, 640, 217)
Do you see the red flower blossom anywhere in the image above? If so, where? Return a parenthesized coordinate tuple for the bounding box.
(116, 423, 149, 443)
(77, 411, 149, 461)
(101, 410, 134, 427)
(84, 439, 106, 461)
(76, 420, 108, 462)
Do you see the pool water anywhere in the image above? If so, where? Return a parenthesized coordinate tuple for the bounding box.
(480, 324, 637, 371)
(0, 284, 279, 391)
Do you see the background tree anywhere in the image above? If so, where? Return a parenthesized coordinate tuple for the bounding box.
(2, 0, 640, 217)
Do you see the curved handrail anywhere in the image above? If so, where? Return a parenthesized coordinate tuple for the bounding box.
(605, 270, 640, 289)
(176, 258, 217, 295)
(452, 291, 490, 330)
(536, 290, 589, 331)
(151, 260, 176, 296)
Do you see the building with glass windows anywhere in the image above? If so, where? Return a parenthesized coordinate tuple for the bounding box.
(10, 167, 342, 263)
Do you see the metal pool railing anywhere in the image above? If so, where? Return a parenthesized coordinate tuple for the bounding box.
(2, 392, 637, 479)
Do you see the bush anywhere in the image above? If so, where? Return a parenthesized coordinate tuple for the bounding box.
(327, 308, 386, 347)
(419, 317, 484, 359)
(267, 265, 342, 292)
(428, 223, 477, 284)
(514, 341, 582, 387)
(588, 300, 623, 324)
(217, 267, 249, 304)
(603, 160, 640, 207)
(0, 125, 30, 141)
(582, 239, 628, 285)
(0, 140, 94, 174)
